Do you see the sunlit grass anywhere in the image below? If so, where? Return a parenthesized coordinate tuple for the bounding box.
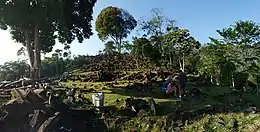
(58, 70, 260, 131)
(59, 80, 181, 112)
(183, 112, 260, 132)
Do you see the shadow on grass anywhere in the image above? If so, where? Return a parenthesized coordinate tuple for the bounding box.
(109, 84, 260, 114)
(87, 84, 260, 131)
(75, 79, 260, 132)
(81, 80, 260, 118)
(109, 85, 172, 99)
(97, 93, 260, 132)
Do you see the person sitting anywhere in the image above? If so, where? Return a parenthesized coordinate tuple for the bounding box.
(161, 75, 173, 92)
(166, 78, 179, 97)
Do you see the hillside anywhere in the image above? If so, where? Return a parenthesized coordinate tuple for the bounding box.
(58, 61, 260, 132)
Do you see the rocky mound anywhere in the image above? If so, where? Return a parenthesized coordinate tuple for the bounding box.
(0, 88, 105, 132)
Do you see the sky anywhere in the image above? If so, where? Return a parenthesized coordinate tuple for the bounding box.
(1, 0, 260, 64)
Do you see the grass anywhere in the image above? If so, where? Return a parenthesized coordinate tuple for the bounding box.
(59, 79, 260, 113)
(183, 112, 260, 132)
(59, 80, 181, 113)
(59, 71, 260, 131)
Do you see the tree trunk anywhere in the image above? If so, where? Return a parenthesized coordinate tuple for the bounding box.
(257, 84, 259, 96)
(182, 53, 185, 72)
(178, 53, 185, 72)
(24, 30, 34, 79)
(169, 51, 173, 68)
(34, 23, 41, 79)
(244, 79, 248, 92)
(118, 41, 121, 54)
(179, 58, 182, 71)
(257, 76, 260, 96)
(231, 73, 235, 88)
(56, 56, 59, 74)
(210, 75, 213, 84)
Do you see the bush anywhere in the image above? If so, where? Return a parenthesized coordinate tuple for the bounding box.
(234, 72, 249, 90)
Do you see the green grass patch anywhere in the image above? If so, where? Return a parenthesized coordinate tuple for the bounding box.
(59, 80, 181, 114)
(183, 113, 260, 132)
(59, 78, 260, 131)
(201, 86, 232, 96)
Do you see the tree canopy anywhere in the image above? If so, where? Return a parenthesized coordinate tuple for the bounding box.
(96, 6, 137, 53)
(103, 41, 116, 54)
(197, 20, 260, 88)
(164, 29, 200, 70)
(0, 0, 97, 79)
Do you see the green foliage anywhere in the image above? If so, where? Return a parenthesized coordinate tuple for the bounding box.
(0, 56, 77, 80)
(139, 8, 176, 37)
(132, 37, 160, 64)
(164, 29, 200, 55)
(0, 0, 97, 79)
(197, 44, 237, 85)
(122, 41, 133, 53)
(197, 20, 260, 89)
(184, 113, 260, 132)
(213, 20, 260, 45)
(139, 8, 177, 56)
(71, 55, 91, 70)
(0, 0, 97, 44)
(233, 72, 249, 90)
(185, 49, 200, 73)
(103, 41, 116, 54)
(41, 56, 58, 77)
(96, 6, 137, 53)
(164, 28, 200, 70)
(0, 60, 30, 81)
(41, 54, 90, 77)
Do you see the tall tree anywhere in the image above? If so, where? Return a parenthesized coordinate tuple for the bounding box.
(203, 20, 260, 89)
(212, 20, 260, 45)
(0, 60, 30, 81)
(95, 6, 137, 53)
(53, 49, 63, 74)
(0, 0, 97, 80)
(132, 37, 160, 64)
(197, 44, 236, 86)
(103, 41, 116, 54)
(210, 20, 260, 70)
(139, 8, 176, 54)
(164, 29, 200, 71)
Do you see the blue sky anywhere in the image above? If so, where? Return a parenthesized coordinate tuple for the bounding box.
(1, 0, 260, 64)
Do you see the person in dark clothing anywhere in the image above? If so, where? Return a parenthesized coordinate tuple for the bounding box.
(178, 70, 187, 98)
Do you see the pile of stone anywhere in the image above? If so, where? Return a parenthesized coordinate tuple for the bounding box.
(123, 97, 157, 117)
(0, 86, 104, 132)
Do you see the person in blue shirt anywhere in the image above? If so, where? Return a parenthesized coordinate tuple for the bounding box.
(161, 75, 173, 93)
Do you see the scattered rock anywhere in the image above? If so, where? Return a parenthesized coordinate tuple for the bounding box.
(149, 98, 156, 116)
(174, 127, 181, 132)
(123, 97, 156, 117)
(175, 120, 183, 127)
(0, 87, 102, 132)
(137, 109, 147, 117)
(228, 118, 238, 130)
(245, 107, 257, 114)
